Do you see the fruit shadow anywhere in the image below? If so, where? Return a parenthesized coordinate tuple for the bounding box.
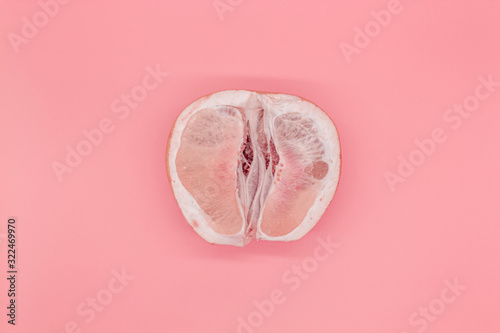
(190, 237, 314, 261)
(186, 220, 337, 261)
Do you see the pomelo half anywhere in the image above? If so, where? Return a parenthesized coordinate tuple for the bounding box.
(166, 90, 341, 246)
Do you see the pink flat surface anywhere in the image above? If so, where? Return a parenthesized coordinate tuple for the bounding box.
(1, 1, 499, 332)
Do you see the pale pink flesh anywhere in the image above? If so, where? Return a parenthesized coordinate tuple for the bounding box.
(259, 166, 321, 237)
(259, 114, 329, 237)
(176, 107, 330, 238)
(175, 107, 244, 235)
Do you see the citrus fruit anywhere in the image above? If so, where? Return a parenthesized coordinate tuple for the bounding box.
(167, 90, 341, 246)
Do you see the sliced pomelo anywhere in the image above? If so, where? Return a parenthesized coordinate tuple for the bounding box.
(166, 90, 341, 246)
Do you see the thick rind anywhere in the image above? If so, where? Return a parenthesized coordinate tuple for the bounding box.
(166, 90, 341, 246)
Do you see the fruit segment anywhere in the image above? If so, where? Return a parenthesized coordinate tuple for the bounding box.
(259, 113, 329, 237)
(175, 107, 244, 235)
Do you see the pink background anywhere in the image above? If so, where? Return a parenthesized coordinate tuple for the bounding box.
(1, 1, 499, 332)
